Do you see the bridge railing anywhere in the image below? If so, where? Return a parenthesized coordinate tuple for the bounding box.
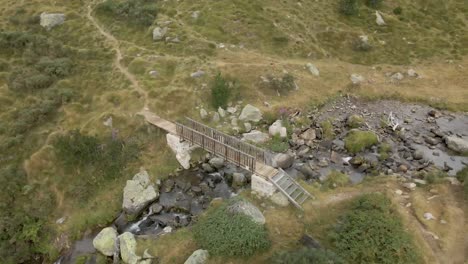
(184, 117, 267, 164)
(176, 123, 256, 172)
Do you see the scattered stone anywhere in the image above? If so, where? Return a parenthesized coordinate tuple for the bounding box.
(232, 173, 246, 188)
(93, 227, 118, 257)
(300, 128, 316, 142)
(271, 192, 290, 206)
(191, 70, 205, 78)
(428, 110, 441, 118)
(445, 136, 468, 154)
(305, 63, 320, 76)
(55, 217, 66, 225)
(149, 70, 158, 77)
(398, 164, 408, 173)
(150, 203, 163, 214)
(191, 11, 201, 20)
(209, 157, 224, 169)
(375, 11, 386, 26)
(227, 106, 237, 114)
(122, 170, 158, 215)
(201, 163, 215, 173)
(413, 179, 427, 185)
(395, 189, 403, 195)
(242, 130, 269, 144)
(273, 153, 294, 169)
(318, 158, 328, 168)
(244, 122, 252, 132)
(391, 72, 404, 82)
(200, 108, 208, 120)
(423, 212, 436, 220)
(238, 104, 262, 122)
(119, 232, 140, 264)
(103, 116, 113, 127)
(184, 249, 209, 264)
(231, 117, 238, 126)
(413, 150, 424, 160)
(403, 182, 417, 190)
(40, 12, 65, 30)
(269, 120, 287, 138)
(407, 69, 418, 77)
(167, 134, 194, 169)
(350, 74, 364, 85)
(212, 112, 220, 123)
(218, 107, 226, 118)
(227, 200, 265, 225)
(153, 27, 168, 41)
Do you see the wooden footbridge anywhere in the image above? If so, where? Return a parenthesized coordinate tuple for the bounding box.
(139, 110, 312, 209)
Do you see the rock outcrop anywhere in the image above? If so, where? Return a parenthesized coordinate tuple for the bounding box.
(122, 171, 158, 215)
(184, 249, 209, 264)
(242, 130, 269, 144)
(167, 134, 194, 169)
(227, 200, 265, 225)
(93, 227, 118, 257)
(239, 104, 262, 122)
(40, 12, 65, 30)
(119, 232, 140, 264)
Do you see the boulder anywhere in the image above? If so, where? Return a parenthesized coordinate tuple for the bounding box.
(350, 74, 364, 85)
(167, 134, 194, 169)
(227, 106, 237, 114)
(184, 249, 209, 264)
(299, 128, 316, 141)
(270, 192, 289, 207)
(218, 107, 226, 118)
(227, 200, 265, 225)
(244, 122, 252, 132)
(305, 63, 320, 77)
(273, 153, 294, 169)
(238, 104, 262, 122)
(122, 171, 158, 215)
(445, 136, 468, 154)
(40, 12, 65, 30)
(201, 163, 215, 173)
(375, 11, 386, 26)
(408, 69, 418, 77)
(242, 130, 269, 144)
(232, 172, 246, 188)
(269, 120, 287, 138)
(209, 157, 224, 169)
(153, 27, 167, 41)
(119, 232, 140, 264)
(391, 72, 404, 81)
(200, 108, 208, 120)
(93, 227, 118, 257)
(212, 112, 220, 123)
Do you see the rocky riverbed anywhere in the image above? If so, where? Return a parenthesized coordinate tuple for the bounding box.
(56, 156, 251, 264)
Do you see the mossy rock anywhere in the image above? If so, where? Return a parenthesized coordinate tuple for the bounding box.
(346, 115, 365, 129)
(344, 130, 378, 154)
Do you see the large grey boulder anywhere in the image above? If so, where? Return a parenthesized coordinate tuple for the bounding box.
(269, 120, 287, 138)
(153, 27, 167, 41)
(445, 136, 468, 154)
(122, 171, 158, 215)
(227, 200, 265, 225)
(93, 227, 118, 256)
(40, 12, 65, 30)
(209, 157, 224, 169)
(232, 172, 246, 188)
(184, 249, 209, 264)
(350, 74, 364, 85)
(273, 153, 294, 169)
(239, 104, 262, 122)
(375, 11, 386, 26)
(119, 232, 140, 264)
(167, 134, 194, 169)
(242, 130, 269, 144)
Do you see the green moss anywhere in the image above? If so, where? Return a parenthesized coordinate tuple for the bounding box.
(344, 130, 378, 154)
(320, 120, 335, 140)
(346, 114, 365, 129)
(378, 142, 392, 160)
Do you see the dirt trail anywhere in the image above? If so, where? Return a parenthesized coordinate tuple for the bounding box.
(86, 2, 149, 109)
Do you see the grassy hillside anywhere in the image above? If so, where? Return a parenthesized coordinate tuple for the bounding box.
(0, 0, 466, 263)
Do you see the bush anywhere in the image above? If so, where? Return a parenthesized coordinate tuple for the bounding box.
(423, 169, 447, 184)
(346, 114, 364, 128)
(323, 170, 350, 189)
(97, 0, 158, 26)
(378, 142, 392, 160)
(393, 6, 403, 15)
(8, 69, 54, 91)
(272, 248, 344, 264)
(53, 130, 140, 180)
(193, 201, 271, 257)
(344, 130, 378, 154)
(320, 120, 335, 140)
(267, 134, 289, 153)
(266, 74, 296, 95)
(366, 0, 383, 9)
(330, 193, 420, 263)
(210, 73, 231, 109)
(35, 57, 73, 78)
(339, 0, 359, 16)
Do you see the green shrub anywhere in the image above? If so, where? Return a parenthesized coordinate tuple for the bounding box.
(193, 201, 271, 257)
(8, 70, 54, 92)
(320, 120, 335, 140)
(344, 130, 378, 154)
(456, 167, 467, 183)
(330, 193, 420, 263)
(53, 130, 140, 180)
(366, 0, 383, 9)
(423, 169, 447, 184)
(346, 114, 364, 128)
(210, 74, 231, 109)
(266, 74, 296, 95)
(35, 57, 73, 78)
(393, 6, 403, 15)
(271, 248, 344, 264)
(378, 142, 392, 160)
(323, 170, 350, 189)
(267, 134, 289, 153)
(339, 0, 359, 16)
(9, 98, 61, 135)
(97, 0, 158, 27)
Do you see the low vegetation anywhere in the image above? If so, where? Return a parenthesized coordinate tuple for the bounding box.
(193, 201, 271, 257)
(378, 142, 392, 160)
(330, 193, 421, 263)
(456, 167, 468, 199)
(271, 248, 344, 264)
(96, 0, 158, 27)
(323, 170, 350, 190)
(320, 120, 335, 140)
(265, 74, 296, 95)
(339, 0, 359, 16)
(210, 74, 232, 109)
(266, 134, 290, 153)
(344, 130, 378, 154)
